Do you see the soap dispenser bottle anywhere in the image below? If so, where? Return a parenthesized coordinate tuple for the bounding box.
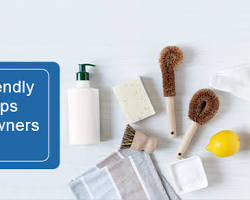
(68, 64, 100, 145)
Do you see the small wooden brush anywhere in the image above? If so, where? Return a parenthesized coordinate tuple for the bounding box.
(176, 89, 219, 159)
(120, 124, 157, 153)
(159, 46, 184, 138)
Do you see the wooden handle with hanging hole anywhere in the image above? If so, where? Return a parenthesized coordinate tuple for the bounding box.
(176, 121, 199, 159)
(131, 131, 158, 153)
(166, 96, 177, 138)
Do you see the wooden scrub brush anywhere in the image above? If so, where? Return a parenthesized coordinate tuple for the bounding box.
(120, 124, 157, 153)
(176, 89, 219, 159)
(159, 46, 184, 138)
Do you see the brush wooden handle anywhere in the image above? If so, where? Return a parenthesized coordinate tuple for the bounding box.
(144, 136, 157, 153)
(166, 96, 177, 138)
(176, 121, 199, 159)
(131, 131, 158, 153)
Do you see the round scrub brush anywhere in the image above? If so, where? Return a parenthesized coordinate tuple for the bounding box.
(176, 89, 219, 159)
(159, 46, 183, 138)
(120, 124, 157, 153)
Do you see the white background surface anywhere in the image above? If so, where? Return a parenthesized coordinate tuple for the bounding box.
(0, 0, 250, 199)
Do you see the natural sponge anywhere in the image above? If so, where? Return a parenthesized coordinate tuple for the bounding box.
(188, 89, 219, 125)
(159, 46, 183, 96)
(113, 77, 155, 123)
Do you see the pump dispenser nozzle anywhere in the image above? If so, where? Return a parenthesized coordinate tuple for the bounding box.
(76, 64, 96, 80)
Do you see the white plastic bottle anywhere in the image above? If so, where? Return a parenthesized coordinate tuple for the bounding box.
(68, 64, 100, 145)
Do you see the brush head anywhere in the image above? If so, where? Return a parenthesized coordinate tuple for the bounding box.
(159, 46, 183, 97)
(159, 46, 184, 67)
(188, 89, 219, 125)
(120, 124, 135, 149)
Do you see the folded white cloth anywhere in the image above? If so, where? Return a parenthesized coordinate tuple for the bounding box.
(209, 64, 250, 101)
(70, 150, 180, 200)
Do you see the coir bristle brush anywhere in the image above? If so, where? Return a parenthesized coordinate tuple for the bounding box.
(159, 46, 184, 138)
(120, 124, 157, 153)
(176, 89, 219, 159)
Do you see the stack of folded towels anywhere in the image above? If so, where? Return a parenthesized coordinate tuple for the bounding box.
(70, 149, 180, 200)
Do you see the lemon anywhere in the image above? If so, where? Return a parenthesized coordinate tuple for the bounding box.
(206, 130, 240, 157)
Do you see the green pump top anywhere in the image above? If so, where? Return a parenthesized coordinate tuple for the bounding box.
(76, 64, 96, 81)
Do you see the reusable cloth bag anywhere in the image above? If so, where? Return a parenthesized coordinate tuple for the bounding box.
(70, 149, 180, 200)
(209, 64, 250, 101)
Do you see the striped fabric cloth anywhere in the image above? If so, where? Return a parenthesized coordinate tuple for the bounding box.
(70, 150, 180, 200)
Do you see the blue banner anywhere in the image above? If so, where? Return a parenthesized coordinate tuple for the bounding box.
(0, 62, 60, 169)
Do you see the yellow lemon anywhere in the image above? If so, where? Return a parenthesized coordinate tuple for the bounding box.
(206, 130, 240, 157)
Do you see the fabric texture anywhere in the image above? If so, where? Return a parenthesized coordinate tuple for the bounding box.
(69, 150, 180, 200)
(209, 64, 250, 101)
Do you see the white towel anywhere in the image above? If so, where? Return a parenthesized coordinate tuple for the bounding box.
(209, 64, 250, 101)
(69, 150, 180, 200)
